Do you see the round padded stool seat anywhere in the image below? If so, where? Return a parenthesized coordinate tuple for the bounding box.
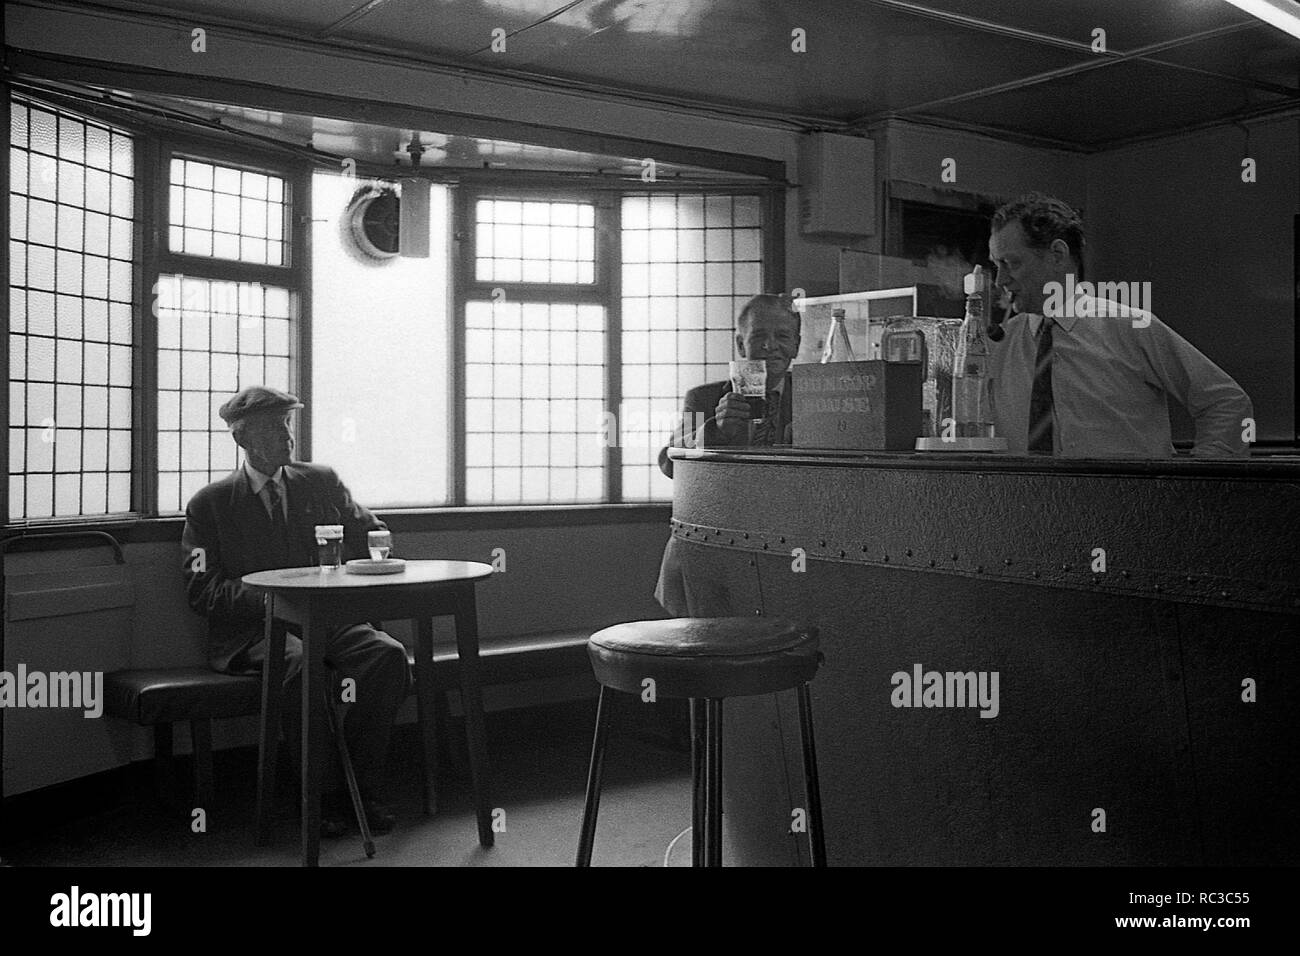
(587, 617, 820, 699)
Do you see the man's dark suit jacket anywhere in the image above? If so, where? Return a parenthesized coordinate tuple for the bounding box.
(657, 375, 794, 479)
(181, 462, 385, 673)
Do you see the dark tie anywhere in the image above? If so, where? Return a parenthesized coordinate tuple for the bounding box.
(1028, 318, 1054, 454)
(751, 390, 781, 445)
(265, 479, 290, 550)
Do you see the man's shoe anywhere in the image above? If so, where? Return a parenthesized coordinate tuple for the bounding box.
(321, 793, 351, 838)
(320, 811, 349, 838)
(361, 797, 397, 834)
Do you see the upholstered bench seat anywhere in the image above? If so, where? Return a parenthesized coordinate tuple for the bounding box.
(104, 668, 262, 725)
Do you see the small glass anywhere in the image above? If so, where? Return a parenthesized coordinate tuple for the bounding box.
(314, 524, 344, 570)
(368, 529, 392, 562)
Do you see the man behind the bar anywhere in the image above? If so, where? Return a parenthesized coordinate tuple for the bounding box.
(986, 193, 1252, 457)
(657, 293, 801, 479)
(181, 385, 410, 836)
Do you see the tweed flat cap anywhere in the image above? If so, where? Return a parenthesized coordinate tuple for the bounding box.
(218, 385, 303, 424)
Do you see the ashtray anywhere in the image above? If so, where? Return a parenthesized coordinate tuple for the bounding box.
(344, 558, 407, 575)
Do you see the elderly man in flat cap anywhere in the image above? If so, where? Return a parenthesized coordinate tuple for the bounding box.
(181, 385, 410, 837)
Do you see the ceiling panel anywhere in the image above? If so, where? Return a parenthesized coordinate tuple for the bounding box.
(930, 56, 1285, 147)
(22, 0, 1300, 148)
(342, 0, 1095, 119)
(912, 0, 1251, 47)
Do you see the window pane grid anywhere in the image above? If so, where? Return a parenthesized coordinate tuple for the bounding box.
(474, 198, 596, 284)
(155, 275, 294, 513)
(168, 158, 287, 265)
(8, 98, 134, 519)
(464, 300, 604, 504)
(619, 193, 763, 502)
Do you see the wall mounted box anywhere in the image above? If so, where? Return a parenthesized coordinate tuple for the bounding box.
(792, 360, 922, 451)
(797, 133, 876, 237)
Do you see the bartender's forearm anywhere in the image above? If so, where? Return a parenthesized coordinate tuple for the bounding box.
(1191, 392, 1253, 458)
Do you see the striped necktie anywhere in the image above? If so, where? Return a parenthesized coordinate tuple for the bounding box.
(1028, 317, 1054, 454)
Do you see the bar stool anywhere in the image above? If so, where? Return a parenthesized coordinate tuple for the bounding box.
(576, 617, 826, 867)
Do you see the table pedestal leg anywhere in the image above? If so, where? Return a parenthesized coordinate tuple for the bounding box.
(301, 611, 326, 867)
(256, 610, 287, 846)
(414, 619, 440, 815)
(452, 585, 494, 848)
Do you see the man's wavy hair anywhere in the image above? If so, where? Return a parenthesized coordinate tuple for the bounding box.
(991, 193, 1086, 275)
(737, 293, 802, 336)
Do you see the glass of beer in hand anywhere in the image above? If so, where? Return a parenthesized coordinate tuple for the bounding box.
(729, 359, 768, 419)
(314, 525, 344, 570)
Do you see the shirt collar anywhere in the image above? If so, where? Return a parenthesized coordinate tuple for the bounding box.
(243, 460, 284, 496)
(1027, 310, 1080, 335)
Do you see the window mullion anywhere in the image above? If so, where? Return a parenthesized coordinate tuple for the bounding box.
(451, 186, 470, 507)
(135, 135, 163, 515)
(601, 197, 622, 504)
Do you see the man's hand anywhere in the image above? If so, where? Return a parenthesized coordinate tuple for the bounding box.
(713, 391, 752, 442)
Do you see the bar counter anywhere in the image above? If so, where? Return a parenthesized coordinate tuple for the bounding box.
(666, 447, 1300, 865)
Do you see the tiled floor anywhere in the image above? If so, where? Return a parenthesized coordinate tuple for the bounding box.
(2, 698, 696, 867)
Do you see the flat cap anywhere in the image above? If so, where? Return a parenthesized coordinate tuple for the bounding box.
(218, 385, 303, 425)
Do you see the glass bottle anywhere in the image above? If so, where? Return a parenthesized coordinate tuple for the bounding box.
(954, 268, 994, 438)
(821, 307, 857, 364)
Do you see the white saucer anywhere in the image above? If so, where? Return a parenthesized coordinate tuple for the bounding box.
(344, 558, 406, 575)
(915, 437, 1009, 452)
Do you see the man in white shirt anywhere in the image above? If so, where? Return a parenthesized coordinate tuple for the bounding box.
(986, 193, 1252, 457)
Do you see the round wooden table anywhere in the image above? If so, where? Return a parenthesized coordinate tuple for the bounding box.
(244, 559, 495, 866)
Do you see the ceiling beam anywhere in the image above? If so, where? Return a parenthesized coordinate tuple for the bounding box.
(317, 0, 401, 38)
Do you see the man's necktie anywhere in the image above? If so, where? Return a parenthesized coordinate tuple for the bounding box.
(1028, 318, 1054, 454)
(751, 390, 781, 445)
(265, 479, 289, 549)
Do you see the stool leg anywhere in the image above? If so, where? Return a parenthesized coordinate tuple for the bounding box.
(190, 719, 214, 816)
(576, 686, 613, 867)
(796, 682, 827, 867)
(689, 698, 706, 867)
(705, 698, 723, 867)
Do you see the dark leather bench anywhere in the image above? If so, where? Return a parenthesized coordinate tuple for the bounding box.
(105, 629, 594, 815)
(103, 667, 262, 815)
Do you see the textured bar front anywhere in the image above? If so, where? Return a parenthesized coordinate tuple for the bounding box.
(667, 448, 1300, 865)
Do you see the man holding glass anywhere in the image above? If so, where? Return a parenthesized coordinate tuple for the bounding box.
(181, 385, 410, 836)
(654, 295, 801, 615)
(656, 293, 802, 479)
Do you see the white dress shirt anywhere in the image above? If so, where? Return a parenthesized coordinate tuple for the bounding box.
(986, 297, 1253, 458)
(243, 460, 288, 520)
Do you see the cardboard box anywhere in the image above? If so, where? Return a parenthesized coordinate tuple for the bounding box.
(792, 360, 923, 451)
